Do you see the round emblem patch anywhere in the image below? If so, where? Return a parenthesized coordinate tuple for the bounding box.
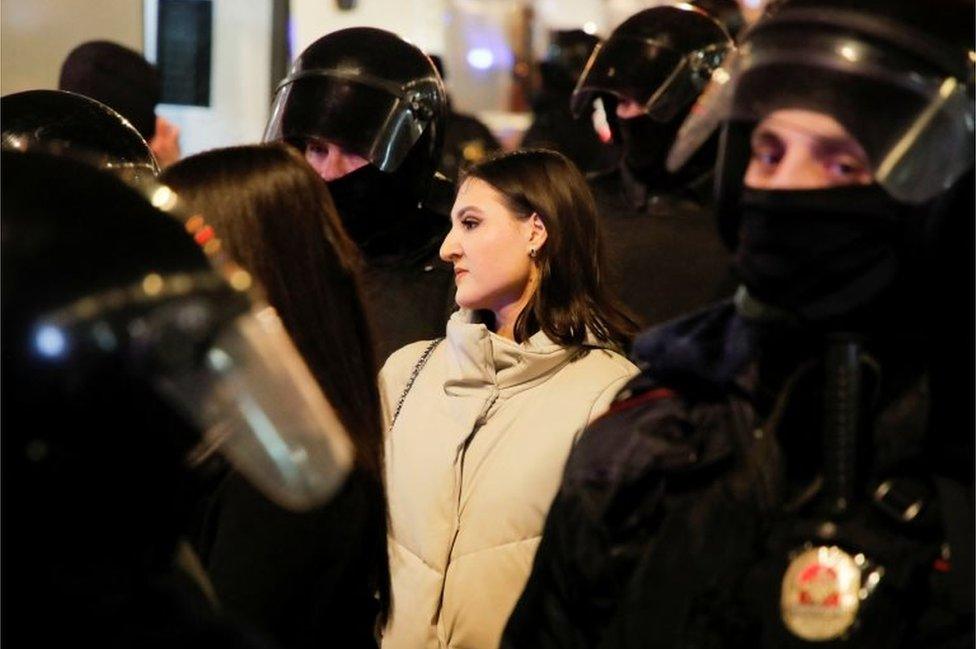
(781, 546, 862, 641)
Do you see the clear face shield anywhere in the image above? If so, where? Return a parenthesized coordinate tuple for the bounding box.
(159, 301, 354, 512)
(667, 32, 976, 204)
(33, 270, 354, 513)
(264, 69, 442, 172)
(32, 168, 356, 512)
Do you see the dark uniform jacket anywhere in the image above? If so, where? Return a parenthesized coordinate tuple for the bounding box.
(438, 109, 502, 182)
(360, 239, 455, 367)
(194, 468, 386, 649)
(521, 95, 619, 174)
(353, 198, 456, 367)
(502, 301, 974, 648)
(589, 164, 735, 328)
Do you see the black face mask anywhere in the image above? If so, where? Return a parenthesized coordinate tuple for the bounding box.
(735, 185, 913, 327)
(326, 164, 430, 258)
(617, 114, 683, 182)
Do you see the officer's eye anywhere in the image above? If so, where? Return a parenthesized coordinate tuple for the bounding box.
(826, 156, 870, 182)
(749, 133, 784, 170)
(306, 141, 328, 156)
(753, 150, 781, 166)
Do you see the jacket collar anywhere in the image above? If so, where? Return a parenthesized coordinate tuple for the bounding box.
(443, 309, 579, 398)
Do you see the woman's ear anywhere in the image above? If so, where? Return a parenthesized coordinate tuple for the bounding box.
(527, 212, 548, 254)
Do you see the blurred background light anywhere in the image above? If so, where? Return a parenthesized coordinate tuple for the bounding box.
(35, 325, 67, 358)
(467, 47, 494, 70)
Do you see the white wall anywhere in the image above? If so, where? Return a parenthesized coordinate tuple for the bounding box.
(290, 0, 447, 58)
(144, 0, 274, 156)
(443, 0, 523, 114)
(1, 0, 143, 95)
(291, 0, 525, 116)
(532, 0, 605, 59)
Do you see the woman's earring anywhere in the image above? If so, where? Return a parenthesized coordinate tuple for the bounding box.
(529, 248, 537, 259)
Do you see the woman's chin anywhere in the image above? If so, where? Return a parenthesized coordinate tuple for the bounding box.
(454, 289, 484, 311)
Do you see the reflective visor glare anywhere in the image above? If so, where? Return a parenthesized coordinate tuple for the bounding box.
(667, 53, 738, 172)
(161, 306, 354, 511)
(873, 77, 974, 203)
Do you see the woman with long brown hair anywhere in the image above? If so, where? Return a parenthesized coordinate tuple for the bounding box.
(379, 149, 639, 649)
(161, 143, 388, 649)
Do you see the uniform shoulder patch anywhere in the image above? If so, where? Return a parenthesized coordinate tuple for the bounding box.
(606, 386, 678, 416)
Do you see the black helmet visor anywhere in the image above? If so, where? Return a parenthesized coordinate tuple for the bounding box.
(571, 36, 730, 122)
(265, 70, 439, 172)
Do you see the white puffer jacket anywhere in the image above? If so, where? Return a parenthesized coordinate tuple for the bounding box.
(379, 309, 638, 649)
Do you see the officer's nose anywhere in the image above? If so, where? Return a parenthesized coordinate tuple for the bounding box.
(616, 98, 645, 120)
(321, 146, 346, 181)
(306, 142, 368, 182)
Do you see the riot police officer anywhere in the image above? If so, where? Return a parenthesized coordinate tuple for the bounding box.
(503, 0, 974, 646)
(264, 28, 456, 364)
(521, 29, 618, 174)
(2, 88, 159, 177)
(573, 4, 736, 327)
(2, 145, 354, 646)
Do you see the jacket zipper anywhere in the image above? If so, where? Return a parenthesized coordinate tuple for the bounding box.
(431, 389, 499, 630)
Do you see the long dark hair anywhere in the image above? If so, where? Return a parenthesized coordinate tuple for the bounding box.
(160, 143, 390, 623)
(462, 149, 638, 350)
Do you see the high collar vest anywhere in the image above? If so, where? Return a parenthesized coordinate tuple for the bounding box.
(443, 309, 593, 399)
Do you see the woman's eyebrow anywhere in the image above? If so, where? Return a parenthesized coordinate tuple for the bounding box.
(453, 206, 483, 220)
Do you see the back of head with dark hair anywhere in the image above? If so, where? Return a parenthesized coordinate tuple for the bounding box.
(59, 40, 160, 141)
(462, 149, 639, 351)
(160, 143, 390, 621)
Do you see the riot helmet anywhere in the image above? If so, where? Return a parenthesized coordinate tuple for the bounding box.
(265, 27, 447, 204)
(541, 29, 601, 95)
(2, 146, 354, 522)
(669, 0, 975, 220)
(2, 89, 159, 177)
(666, 0, 974, 326)
(571, 4, 733, 127)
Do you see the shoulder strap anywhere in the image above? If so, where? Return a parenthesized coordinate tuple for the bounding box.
(389, 337, 443, 431)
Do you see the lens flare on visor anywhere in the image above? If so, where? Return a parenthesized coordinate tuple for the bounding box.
(161, 304, 354, 511)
